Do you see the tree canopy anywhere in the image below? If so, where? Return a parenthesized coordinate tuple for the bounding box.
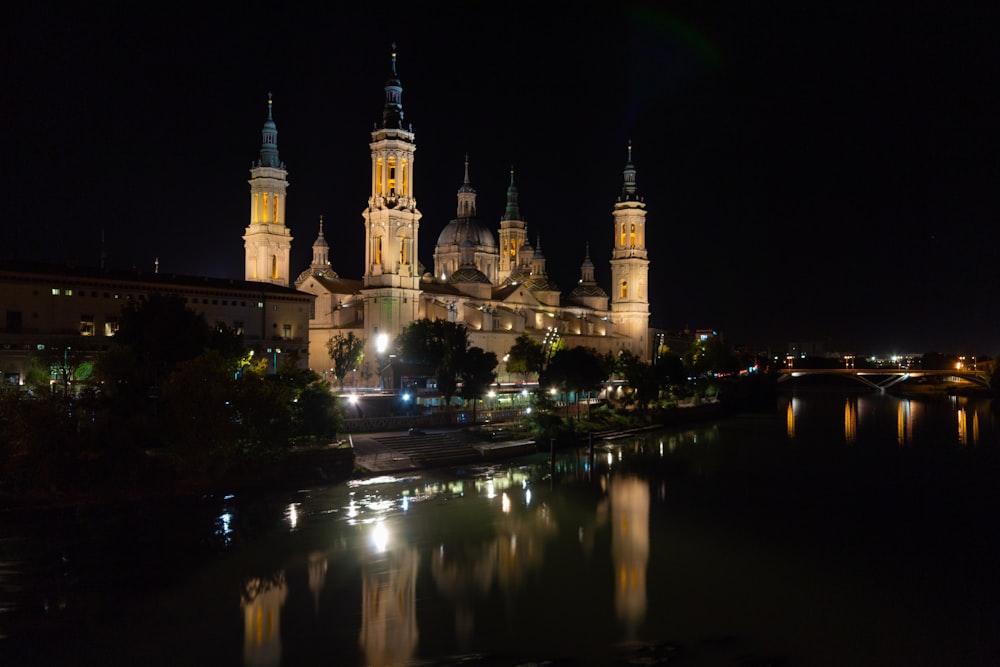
(326, 332, 365, 389)
(396, 319, 470, 406)
(505, 333, 544, 382)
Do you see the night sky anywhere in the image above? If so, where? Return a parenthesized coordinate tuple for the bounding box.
(8, 3, 1000, 356)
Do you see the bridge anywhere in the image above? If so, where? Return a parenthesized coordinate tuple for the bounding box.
(777, 368, 991, 392)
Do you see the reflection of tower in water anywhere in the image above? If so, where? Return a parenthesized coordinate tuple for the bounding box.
(844, 398, 857, 444)
(610, 476, 649, 636)
(241, 572, 288, 667)
(956, 397, 980, 445)
(359, 545, 419, 667)
(308, 551, 328, 614)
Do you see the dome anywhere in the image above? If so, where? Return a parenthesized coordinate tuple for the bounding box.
(448, 266, 491, 284)
(522, 275, 560, 292)
(570, 283, 608, 298)
(436, 218, 497, 250)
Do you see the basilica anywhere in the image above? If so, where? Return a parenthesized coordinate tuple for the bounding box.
(244, 48, 652, 383)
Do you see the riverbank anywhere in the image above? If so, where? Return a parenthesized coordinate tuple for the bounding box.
(0, 399, 743, 511)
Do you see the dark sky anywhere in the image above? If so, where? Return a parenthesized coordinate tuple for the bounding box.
(8, 3, 1000, 356)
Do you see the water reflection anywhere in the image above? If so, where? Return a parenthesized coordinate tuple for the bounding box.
(359, 541, 419, 667)
(307, 552, 327, 613)
(241, 573, 287, 667)
(897, 399, 911, 445)
(6, 394, 999, 667)
(844, 398, 857, 443)
(609, 476, 649, 637)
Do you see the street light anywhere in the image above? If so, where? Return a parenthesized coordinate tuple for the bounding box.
(376, 333, 389, 391)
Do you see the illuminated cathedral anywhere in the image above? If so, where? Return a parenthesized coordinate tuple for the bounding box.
(243, 48, 651, 383)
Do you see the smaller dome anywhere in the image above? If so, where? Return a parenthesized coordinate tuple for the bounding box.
(503, 265, 532, 286)
(522, 275, 559, 292)
(570, 283, 608, 298)
(448, 266, 491, 284)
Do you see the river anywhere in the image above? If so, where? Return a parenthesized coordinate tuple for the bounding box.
(2, 390, 999, 666)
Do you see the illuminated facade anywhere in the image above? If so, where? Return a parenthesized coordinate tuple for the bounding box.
(283, 48, 654, 381)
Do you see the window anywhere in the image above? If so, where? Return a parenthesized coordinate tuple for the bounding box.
(79, 315, 95, 336)
(620, 223, 626, 246)
(375, 236, 382, 264)
(233, 321, 244, 335)
(620, 280, 628, 299)
(51, 288, 61, 296)
(65, 289, 74, 296)
(399, 236, 408, 264)
(104, 317, 118, 336)
(629, 223, 636, 247)
(387, 157, 397, 195)
(282, 324, 292, 339)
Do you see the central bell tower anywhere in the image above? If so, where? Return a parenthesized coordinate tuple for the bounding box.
(361, 45, 423, 367)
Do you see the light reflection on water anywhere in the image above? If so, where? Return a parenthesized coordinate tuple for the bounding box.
(1, 392, 999, 666)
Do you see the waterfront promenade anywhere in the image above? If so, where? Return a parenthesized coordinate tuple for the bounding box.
(349, 427, 537, 473)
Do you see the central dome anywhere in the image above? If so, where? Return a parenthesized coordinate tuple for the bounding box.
(436, 218, 497, 249)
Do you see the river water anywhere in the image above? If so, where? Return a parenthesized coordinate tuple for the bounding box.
(2, 390, 999, 666)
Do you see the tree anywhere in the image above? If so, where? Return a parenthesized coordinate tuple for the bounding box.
(615, 350, 661, 411)
(460, 347, 497, 423)
(684, 336, 741, 377)
(293, 380, 343, 440)
(505, 333, 544, 383)
(397, 319, 469, 406)
(159, 349, 240, 473)
(541, 346, 608, 419)
(325, 332, 365, 390)
(96, 293, 216, 401)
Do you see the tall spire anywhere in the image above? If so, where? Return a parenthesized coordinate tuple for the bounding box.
(258, 93, 281, 168)
(311, 215, 329, 268)
(456, 154, 477, 218)
(579, 243, 596, 284)
(381, 43, 405, 129)
(619, 140, 640, 202)
(503, 166, 522, 220)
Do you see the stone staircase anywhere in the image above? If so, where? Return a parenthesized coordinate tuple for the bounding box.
(372, 431, 483, 468)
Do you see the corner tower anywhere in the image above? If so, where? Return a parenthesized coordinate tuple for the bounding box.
(361, 46, 423, 356)
(609, 142, 650, 360)
(244, 94, 293, 286)
(497, 167, 527, 284)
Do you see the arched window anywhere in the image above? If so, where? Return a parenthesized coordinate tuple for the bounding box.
(376, 158, 383, 194)
(620, 223, 626, 246)
(273, 194, 279, 224)
(262, 193, 269, 223)
(399, 235, 408, 265)
(388, 157, 397, 195)
(375, 236, 382, 264)
(630, 223, 636, 247)
(271, 255, 278, 280)
(401, 158, 408, 195)
(620, 279, 628, 299)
